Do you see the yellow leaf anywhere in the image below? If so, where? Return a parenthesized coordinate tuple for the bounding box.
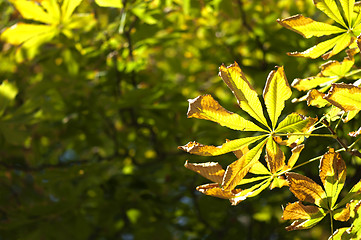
(287, 144, 305, 169)
(230, 179, 271, 205)
(292, 76, 338, 91)
(277, 14, 345, 38)
(1, 23, 54, 45)
(184, 161, 225, 184)
(196, 183, 242, 199)
(61, 0, 82, 21)
(95, 0, 123, 8)
(306, 89, 330, 108)
(187, 94, 266, 131)
(333, 203, 351, 221)
(263, 66, 292, 128)
(265, 136, 285, 174)
(178, 135, 266, 156)
(10, 0, 52, 24)
(320, 56, 354, 77)
(222, 139, 267, 190)
(286, 172, 327, 208)
(339, 0, 355, 27)
(219, 62, 268, 127)
(314, 0, 346, 27)
(319, 148, 346, 208)
(322, 33, 354, 59)
(40, 0, 61, 23)
(324, 83, 361, 111)
(270, 176, 288, 189)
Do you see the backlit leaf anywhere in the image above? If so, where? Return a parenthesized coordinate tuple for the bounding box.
(10, 0, 52, 24)
(178, 135, 266, 156)
(339, 0, 355, 27)
(270, 176, 288, 189)
(61, 0, 83, 21)
(222, 139, 267, 190)
(286, 172, 327, 208)
(306, 89, 330, 108)
(282, 201, 326, 231)
(229, 179, 272, 205)
(324, 83, 361, 111)
(287, 144, 305, 169)
(265, 136, 285, 173)
(187, 94, 266, 131)
(321, 56, 354, 77)
(333, 203, 351, 221)
(219, 62, 268, 127)
(313, 0, 346, 27)
(41, 0, 61, 23)
(336, 180, 361, 208)
(319, 149, 346, 208)
(275, 113, 316, 134)
(196, 183, 242, 199)
(95, 0, 123, 8)
(263, 66, 292, 128)
(276, 14, 345, 38)
(184, 161, 225, 184)
(322, 33, 354, 59)
(292, 76, 338, 91)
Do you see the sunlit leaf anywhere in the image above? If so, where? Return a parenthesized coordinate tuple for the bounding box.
(61, 0, 83, 21)
(265, 136, 285, 173)
(287, 144, 305, 169)
(178, 135, 266, 156)
(306, 89, 330, 108)
(249, 161, 270, 175)
(95, 0, 123, 8)
(319, 148, 346, 208)
(196, 183, 242, 199)
(336, 180, 361, 208)
(321, 56, 354, 77)
(349, 127, 361, 137)
(219, 62, 268, 127)
(222, 139, 267, 190)
(41, 0, 61, 23)
(324, 83, 361, 111)
(333, 203, 351, 221)
(270, 176, 288, 189)
(339, 0, 355, 27)
(286, 172, 327, 208)
(292, 76, 338, 91)
(1, 23, 54, 45)
(276, 14, 345, 38)
(275, 113, 316, 134)
(187, 94, 266, 131)
(282, 201, 326, 230)
(263, 66, 292, 128)
(9, 0, 52, 24)
(229, 179, 272, 205)
(184, 161, 225, 184)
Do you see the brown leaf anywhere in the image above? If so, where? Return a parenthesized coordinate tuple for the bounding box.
(184, 161, 225, 184)
(196, 183, 242, 199)
(333, 203, 350, 222)
(287, 144, 305, 169)
(282, 201, 321, 220)
(319, 148, 346, 187)
(265, 137, 285, 173)
(286, 172, 326, 207)
(306, 89, 329, 108)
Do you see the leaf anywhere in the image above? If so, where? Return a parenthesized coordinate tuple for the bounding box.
(10, 0, 52, 24)
(321, 56, 354, 77)
(282, 201, 326, 230)
(0, 80, 18, 117)
(306, 89, 330, 108)
(292, 76, 338, 91)
(229, 179, 272, 205)
(276, 14, 345, 38)
(333, 203, 350, 221)
(286, 172, 327, 208)
(275, 113, 316, 134)
(187, 94, 266, 131)
(322, 33, 354, 59)
(319, 148, 346, 208)
(178, 135, 266, 156)
(61, 0, 83, 21)
(219, 62, 268, 127)
(324, 83, 361, 111)
(222, 139, 267, 190)
(287, 144, 305, 169)
(95, 0, 123, 8)
(249, 161, 270, 175)
(265, 136, 285, 173)
(336, 180, 361, 208)
(196, 183, 242, 199)
(288, 33, 350, 59)
(40, 0, 61, 23)
(270, 176, 288, 189)
(313, 0, 346, 27)
(263, 66, 292, 128)
(184, 161, 225, 184)
(349, 127, 361, 137)
(339, 0, 355, 27)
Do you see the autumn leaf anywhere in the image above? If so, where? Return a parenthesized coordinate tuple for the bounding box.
(277, 0, 361, 59)
(324, 83, 361, 111)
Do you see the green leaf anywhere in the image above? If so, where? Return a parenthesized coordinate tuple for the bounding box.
(0, 80, 18, 117)
(219, 62, 268, 127)
(277, 14, 345, 38)
(263, 66, 292, 129)
(178, 135, 266, 156)
(187, 94, 266, 131)
(222, 139, 267, 190)
(95, 0, 123, 8)
(335, 180, 361, 208)
(339, 0, 355, 27)
(319, 149, 347, 208)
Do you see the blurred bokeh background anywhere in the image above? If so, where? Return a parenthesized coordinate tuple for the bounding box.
(0, 0, 359, 239)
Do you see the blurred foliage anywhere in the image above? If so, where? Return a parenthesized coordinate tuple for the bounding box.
(0, 0, 359, 239)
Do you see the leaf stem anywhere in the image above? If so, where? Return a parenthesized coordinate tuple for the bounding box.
(321, 119, 348, 150)
(330, 211, 334, 240)
(275, 133, 337, 138)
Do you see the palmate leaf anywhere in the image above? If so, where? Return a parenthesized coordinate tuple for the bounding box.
(277, 0, 361, 59)
(219, 62, 268, 127)
(324, 83, 361, 111)
(263, 66, 292, 129)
